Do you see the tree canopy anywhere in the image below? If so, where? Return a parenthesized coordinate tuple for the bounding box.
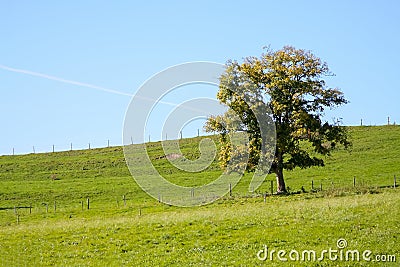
(205, 46, 351, 193)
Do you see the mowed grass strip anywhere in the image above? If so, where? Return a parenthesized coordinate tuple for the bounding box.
(0, 189, 399, 266)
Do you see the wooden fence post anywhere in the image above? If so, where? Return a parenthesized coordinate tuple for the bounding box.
(353, 176, 356, 187)
(87, 198, 90, 210)
(229, 183, 232, 197)
(123, 195, 126, 206)
(270, 180, 274, 194)
(191, 188, 195, 198)
(312, 180, 314, 190)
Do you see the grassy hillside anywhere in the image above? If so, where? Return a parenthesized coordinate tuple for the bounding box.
(1, 126, 398, 206)
(0, 126, 399, 266)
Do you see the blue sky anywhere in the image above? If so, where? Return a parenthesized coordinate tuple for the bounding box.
(0, 0, 399, 155)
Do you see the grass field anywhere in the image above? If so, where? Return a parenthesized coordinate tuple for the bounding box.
(0, 126, 399, 266)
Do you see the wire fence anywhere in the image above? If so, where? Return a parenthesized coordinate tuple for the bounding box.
(2, 174, 398, 226)
(4, 116, 399, 156)
(4, 128, 210, 156)
(360, 117, 397, 126)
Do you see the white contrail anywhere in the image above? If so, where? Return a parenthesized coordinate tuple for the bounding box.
(0, 64, 209, 110)
(0, 64, 134, 97)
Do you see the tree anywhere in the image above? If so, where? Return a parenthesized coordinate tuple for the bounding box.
(205, 46, 351, 193)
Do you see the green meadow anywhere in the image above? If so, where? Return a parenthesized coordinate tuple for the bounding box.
(0, 126, 399, 266)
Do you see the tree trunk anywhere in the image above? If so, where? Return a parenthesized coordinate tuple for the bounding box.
(275, 167, 287, 194)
